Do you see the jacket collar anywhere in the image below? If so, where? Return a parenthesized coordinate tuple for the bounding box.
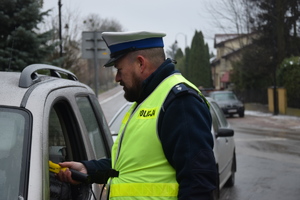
(136, 58, 177, 104)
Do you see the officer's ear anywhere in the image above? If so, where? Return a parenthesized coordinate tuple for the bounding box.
(137, 55, 147, 73)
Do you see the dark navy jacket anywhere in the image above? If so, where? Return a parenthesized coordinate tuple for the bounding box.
(82, 58, 217, 200)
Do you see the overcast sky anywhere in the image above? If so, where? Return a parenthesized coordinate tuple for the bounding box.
(42, 0, 227, 54)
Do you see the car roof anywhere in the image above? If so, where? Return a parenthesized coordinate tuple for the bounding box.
(0, 72, 26, 106)
(210, 91, 233, 94)
(0, 64, 94, 108)
(205, 97, 214, 102)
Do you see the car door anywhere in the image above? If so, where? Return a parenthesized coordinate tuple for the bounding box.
(75, 95, 113, 160)
(47, 95, 94, 200)
(210, 101, 233, 186)
(44, 87, 113, 200)
(75, 94, 114, 199)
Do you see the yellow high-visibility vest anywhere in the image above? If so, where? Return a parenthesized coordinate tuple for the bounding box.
(110, 73, 205, 199)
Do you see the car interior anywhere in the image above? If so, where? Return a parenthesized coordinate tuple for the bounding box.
(48, 100, 90, 200)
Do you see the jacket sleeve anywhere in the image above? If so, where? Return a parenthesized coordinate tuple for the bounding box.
(158, 93, 217, 200)
(81, 158, 113, 184)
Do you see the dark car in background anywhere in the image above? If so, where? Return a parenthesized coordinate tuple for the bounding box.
(209, 91, 245, 117)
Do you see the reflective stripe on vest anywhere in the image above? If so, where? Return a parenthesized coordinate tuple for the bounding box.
(110, 183, 178, 197)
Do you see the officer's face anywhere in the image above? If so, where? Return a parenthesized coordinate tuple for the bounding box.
(114, 54, 143, 102)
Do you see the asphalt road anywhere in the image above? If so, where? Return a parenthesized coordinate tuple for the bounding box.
(222, 114, 300, 200)
(98, 85, 126, 123)
(98, 86, 300, 200)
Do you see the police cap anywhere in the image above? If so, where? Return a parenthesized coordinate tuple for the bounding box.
(101, 31, 166, 67)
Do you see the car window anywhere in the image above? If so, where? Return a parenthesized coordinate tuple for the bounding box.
(76, 96, 106, 159)
(49, 101, 87, 162)
(109, 104, 131, 135)
(212, 92, 237, 101)
(48, 100, 91, 200)
(210, 102, 228, 128)
(210, 105, 220, 133)
(0, 107, 31, 199)
(49, 107, 69, 163)
(89, 95, 113, 146)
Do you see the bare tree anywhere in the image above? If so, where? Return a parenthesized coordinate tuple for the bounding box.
(204, 0, 258, 35)
(39, 5, 82, 69)
(82, 14, 123, 32)
(40, 6, 124, 90)
(203, 0, 259, 52)
(81, 13, 124, 91)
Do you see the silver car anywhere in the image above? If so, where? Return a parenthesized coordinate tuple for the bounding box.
(109, 98, 236, 199)
(0, 64, 113, 200)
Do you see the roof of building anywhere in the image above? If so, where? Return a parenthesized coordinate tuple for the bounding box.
(214, 33, 255, 48)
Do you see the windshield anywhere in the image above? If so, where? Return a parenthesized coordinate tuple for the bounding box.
(109, 103, 132, 141)
(212, 93, 237, 101)
(0, 107, 31, 199)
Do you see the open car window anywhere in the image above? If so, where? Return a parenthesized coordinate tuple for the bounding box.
(48, 100, 90, 200)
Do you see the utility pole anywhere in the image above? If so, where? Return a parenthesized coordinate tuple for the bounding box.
(272, 0, 278, 115)
(58, 0, 63, 58)
(82, 32, 110, 97)
(93, 31, 99, 96)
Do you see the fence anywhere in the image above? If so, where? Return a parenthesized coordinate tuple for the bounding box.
(234, 88, 300, 109)
(234, 89, 268, 105)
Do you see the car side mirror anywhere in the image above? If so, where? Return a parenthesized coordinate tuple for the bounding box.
(216, 128, 234, 138)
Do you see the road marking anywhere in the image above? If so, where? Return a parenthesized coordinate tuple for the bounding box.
(100, 90, 124, 104)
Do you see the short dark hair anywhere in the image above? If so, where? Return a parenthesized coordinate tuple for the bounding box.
(130, 48, 165, 67)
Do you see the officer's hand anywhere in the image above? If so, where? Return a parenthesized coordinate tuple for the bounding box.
(57, 161, 87, 185)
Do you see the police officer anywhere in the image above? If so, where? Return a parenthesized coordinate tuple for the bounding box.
(58, 31, 217, 200)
